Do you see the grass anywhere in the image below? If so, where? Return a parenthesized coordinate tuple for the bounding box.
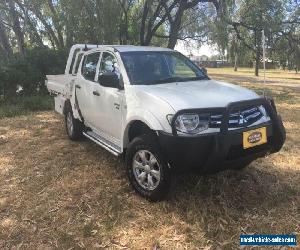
(208, 67, 300, 88)
(0, 95, 54, 119)
(0, 68, 299, 249)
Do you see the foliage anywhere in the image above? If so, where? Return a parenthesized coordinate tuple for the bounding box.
(0, 47, 67, 99)
(0, 0, 299, 91)
(209, 0, 300, 74)
(0, 95, 54, 118)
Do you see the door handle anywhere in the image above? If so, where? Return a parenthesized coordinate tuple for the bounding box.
(75, 85, 81, 89)
(114, 103, 120, 109)
(93, 91, 100, 96)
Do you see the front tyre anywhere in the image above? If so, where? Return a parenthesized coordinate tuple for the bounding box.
(125, 134, 171, 201)
(65, 107, 83, 140)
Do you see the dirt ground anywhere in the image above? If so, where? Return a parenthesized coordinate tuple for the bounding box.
(0, 68, 299, 249)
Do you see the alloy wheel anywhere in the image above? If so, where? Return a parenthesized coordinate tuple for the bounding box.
(132, 150, 161, 191)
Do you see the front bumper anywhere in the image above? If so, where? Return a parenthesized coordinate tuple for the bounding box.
(157, 97, 286, 173)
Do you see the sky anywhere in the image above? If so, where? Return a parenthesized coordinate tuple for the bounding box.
(174, 40, 218, 57)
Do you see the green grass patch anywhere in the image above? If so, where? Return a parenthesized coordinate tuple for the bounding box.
(0, 95, 54, 119)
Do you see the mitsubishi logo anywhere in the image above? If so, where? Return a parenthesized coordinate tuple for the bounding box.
(238, 112, 247, 125)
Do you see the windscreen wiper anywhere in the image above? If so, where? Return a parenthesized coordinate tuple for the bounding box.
(145, 76, 207, 85)
(152, 76, 184, 84)
(184, 76, 208, 81)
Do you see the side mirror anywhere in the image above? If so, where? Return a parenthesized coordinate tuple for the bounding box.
(98, 72, 120, 89)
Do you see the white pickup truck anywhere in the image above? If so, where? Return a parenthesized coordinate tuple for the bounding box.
(46, 44, 286, 201)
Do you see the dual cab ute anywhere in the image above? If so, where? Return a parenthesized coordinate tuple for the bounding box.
(46, 44, 286, 201)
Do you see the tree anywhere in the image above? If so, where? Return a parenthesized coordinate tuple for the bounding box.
(0, 0, 223, 52)
(221, 0, 300, 76)
(139, 0, 221, 48)
(139, 0, 173, 46)
(274, 1, 300, 72)
(1, 0, 298, 70)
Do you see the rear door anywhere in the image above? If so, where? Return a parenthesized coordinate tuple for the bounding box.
(90, 51, 123, 145)
(76, 52, 101, 125)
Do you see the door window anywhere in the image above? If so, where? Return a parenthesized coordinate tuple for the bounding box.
(82, 52, 100, 81)
(99, 52, 120, 78)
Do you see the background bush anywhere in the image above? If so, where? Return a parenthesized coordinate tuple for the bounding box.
(0, 95, 54, 118)
(0, 47, 67, 118)
(0, 47, 68, 100)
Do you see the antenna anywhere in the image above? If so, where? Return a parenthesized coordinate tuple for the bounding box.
(84, 44, 88, 51)
(262, 29, 266, 97)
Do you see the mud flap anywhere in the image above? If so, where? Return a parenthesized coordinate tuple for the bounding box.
(74, 87, 84, 124)
(71, 86, 85, 123)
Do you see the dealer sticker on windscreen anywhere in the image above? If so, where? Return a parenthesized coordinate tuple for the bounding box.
(243, 127, 267, 149)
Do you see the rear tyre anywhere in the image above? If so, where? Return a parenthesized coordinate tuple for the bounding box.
(65, 107, 83, 140)
(125, 134, 171, 201)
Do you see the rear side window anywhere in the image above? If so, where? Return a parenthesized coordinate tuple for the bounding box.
(73, 53, 83, 74)
(69, 48, 80, 74)
(82, 52, 100, 81)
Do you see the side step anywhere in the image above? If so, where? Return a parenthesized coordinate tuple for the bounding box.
(83, 131, 122, 156)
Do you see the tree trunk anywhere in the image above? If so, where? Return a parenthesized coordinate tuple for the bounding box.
(41, 18, 61, 49)
(31, 7, 62, 49)
(254, 29, 262, 77)
(167, 23, 181, 49)
(48, 0, 64, 48)
(234, 51, 238, 71)
(0, 19, 13, 58)
(65, 11, 74, 48)
(8, 0, 25, 56)
(124, 14, 129, 44)
(118, 0, 129, 45)
(26, 20, 44, 47)
(82, 0, 98, 44)
(15, 0, 44, 47)
(255, 51, 259, 76)
(119, 13, 128, 45)
(66, 24, 74, 48)
(140, 0, 149, 45)
(167, 3, 185, 49)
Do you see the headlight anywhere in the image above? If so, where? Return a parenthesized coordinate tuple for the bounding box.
(258, 105, 268, 118)
(168, 113, 209, 134)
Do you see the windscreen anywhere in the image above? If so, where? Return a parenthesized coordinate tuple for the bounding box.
(120, 51, 208, 85)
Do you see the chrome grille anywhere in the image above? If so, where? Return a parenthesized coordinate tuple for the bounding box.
(210, 106, 264, 128)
